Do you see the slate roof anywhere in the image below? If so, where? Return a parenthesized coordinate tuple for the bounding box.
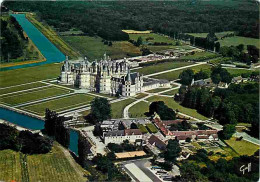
(148, 135, 167, 150)
(105, 130, 124, 137)
(124, 129, 142, 136)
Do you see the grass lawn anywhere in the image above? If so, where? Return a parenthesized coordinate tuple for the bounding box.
(137, 124, 149, 134)
(180, 51, 217, 60)
(135, 61, 193, 75)
(146, 88, 170, 93)
(0, 82, 46, 95)
(146, 123, 158, 133)
(21, 94, 94, 116)
(0, 143, 86, 182)
(224, 137, 259, 156)
(62, 36, 141, 60)
(111, 98, 135, 118)
(225, 68, 252, 77)
(26, 14, 80, 59)
(0, 63, 61, 87)
(146, 96, 208, 120)
(134, 93, 148, 99)
(129, 33, 176, 44)
(163, 89, 179, 96)
(129, 101, 149, 118)
(152, 64, 212, 81)
(0, 86, 71, 106)
(187, 32, 234, 39)
(207, 147, 239, 161)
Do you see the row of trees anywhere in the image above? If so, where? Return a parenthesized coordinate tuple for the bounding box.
(179, 66, 233, 85)
(45, 109, 70, 148)
(0, 123, 53, 154)
(1, 19, 24, 61)
(146, 101, 176, 120)
(176, 82, 259, 139)
(4, 1, 258, 41)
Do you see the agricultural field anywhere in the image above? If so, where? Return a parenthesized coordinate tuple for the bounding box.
(0, 86, 71, 106)
(0, 82, 46, 95)
(152, 64, 212, 81)
(146, 95, 208, 120)
(224, 137, 259, 156)
(20, 94, 94, 116)
(134, 61, 194, 75)
(0, 63, 61, 87)
(0, 143, 86, 182)
(110, 98, 135, 118)
(129, 101, 149, 118)
(62, 36, 141, 60)
(26, 13, 80, 59)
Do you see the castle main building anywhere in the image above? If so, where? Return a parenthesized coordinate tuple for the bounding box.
(60, 54, 143, 97)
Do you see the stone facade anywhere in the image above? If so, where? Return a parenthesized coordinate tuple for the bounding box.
(60, 54, 143, 96)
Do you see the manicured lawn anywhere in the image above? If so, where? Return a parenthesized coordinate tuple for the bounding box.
(146, 88, 170, 93)
(111, 98, 135, 118)
(0, 143, 86, 182)
(146, 123, 158, 133)
(225, 68, 252, 77)
(152, 64, 212, 81)
(135, 61, 193, 75)
(62, 36, 141, 60)
(21, 94, 94, 116)
(137, 124, 149, 134)
(129, 101, 149, 118)
(135, 93, 148, 99)
(146, 96, 208, 120)
(163, 89, 179, 96)
(0, 87, 71, 106)
(0, 63, 61, 87)
(180, 51, 217, 60)
(0, 82, 46, 95)
(225, 137, 259, 156)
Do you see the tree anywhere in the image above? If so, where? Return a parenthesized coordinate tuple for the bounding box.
(194, 70, 209, 80)
(45, 108, 58, 136)
(164, 139, 181, 162)
(148, 101, 176, 120)
(215, 42, 220, 52)
(90, 97, 111, 123)
(0, 123, 19, 150)
(179, 69, 194, 85)
(220, 124, 236, 140)
(78, 133, 91, 167)
(136, 36, 143, 46)
(130, 122, 138, 129)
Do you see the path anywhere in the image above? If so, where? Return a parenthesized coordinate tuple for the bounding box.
(234, 132, 260, 146)
(145, 61, 207, 77)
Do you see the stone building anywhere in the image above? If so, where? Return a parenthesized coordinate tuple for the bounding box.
(60, 54, 143, 97)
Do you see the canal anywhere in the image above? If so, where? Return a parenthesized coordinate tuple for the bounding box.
(1, 14, 65, 71)
(0, 107, 79, 155)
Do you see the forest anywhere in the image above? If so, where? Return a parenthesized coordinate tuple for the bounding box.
(3, 0, 259, 41)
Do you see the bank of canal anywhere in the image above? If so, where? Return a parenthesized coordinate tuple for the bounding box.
(0, 107, 79, 155)
(1, 14, 65, 71)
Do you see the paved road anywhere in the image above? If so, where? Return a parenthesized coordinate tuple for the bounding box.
(145, 62, 207, 77)
(234, 132, 260, 146)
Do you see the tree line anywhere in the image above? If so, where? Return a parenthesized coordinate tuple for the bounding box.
(4, 0, 259, 41)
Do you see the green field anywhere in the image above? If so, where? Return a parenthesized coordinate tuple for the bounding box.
(146, 88, 170, 93)
(0, 86, 71, 106)
(21, 94, 94, 116)
(110, 98, 135, 118)
(163, 89, 179, 96)
(146, 96, 208, 120)
(129, 101, 149, 118)
(135, 93, 148, 99)
(135, 61, 193, 75)
(137, 124, 149, 133)
(62, 35, 141, 60)
(0, 143, 86, 182)
(0, 63, 61, 87)
(180, 51, 217, 60)
(152, 64, 212, 81)
(187, 32, 259, 49)
(146, 123, 158, 133)
(225, 137, 259, 156)
(225, 68, 253, 77)
(0, 82, 46, 95)
(129, 33, 176, 44)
